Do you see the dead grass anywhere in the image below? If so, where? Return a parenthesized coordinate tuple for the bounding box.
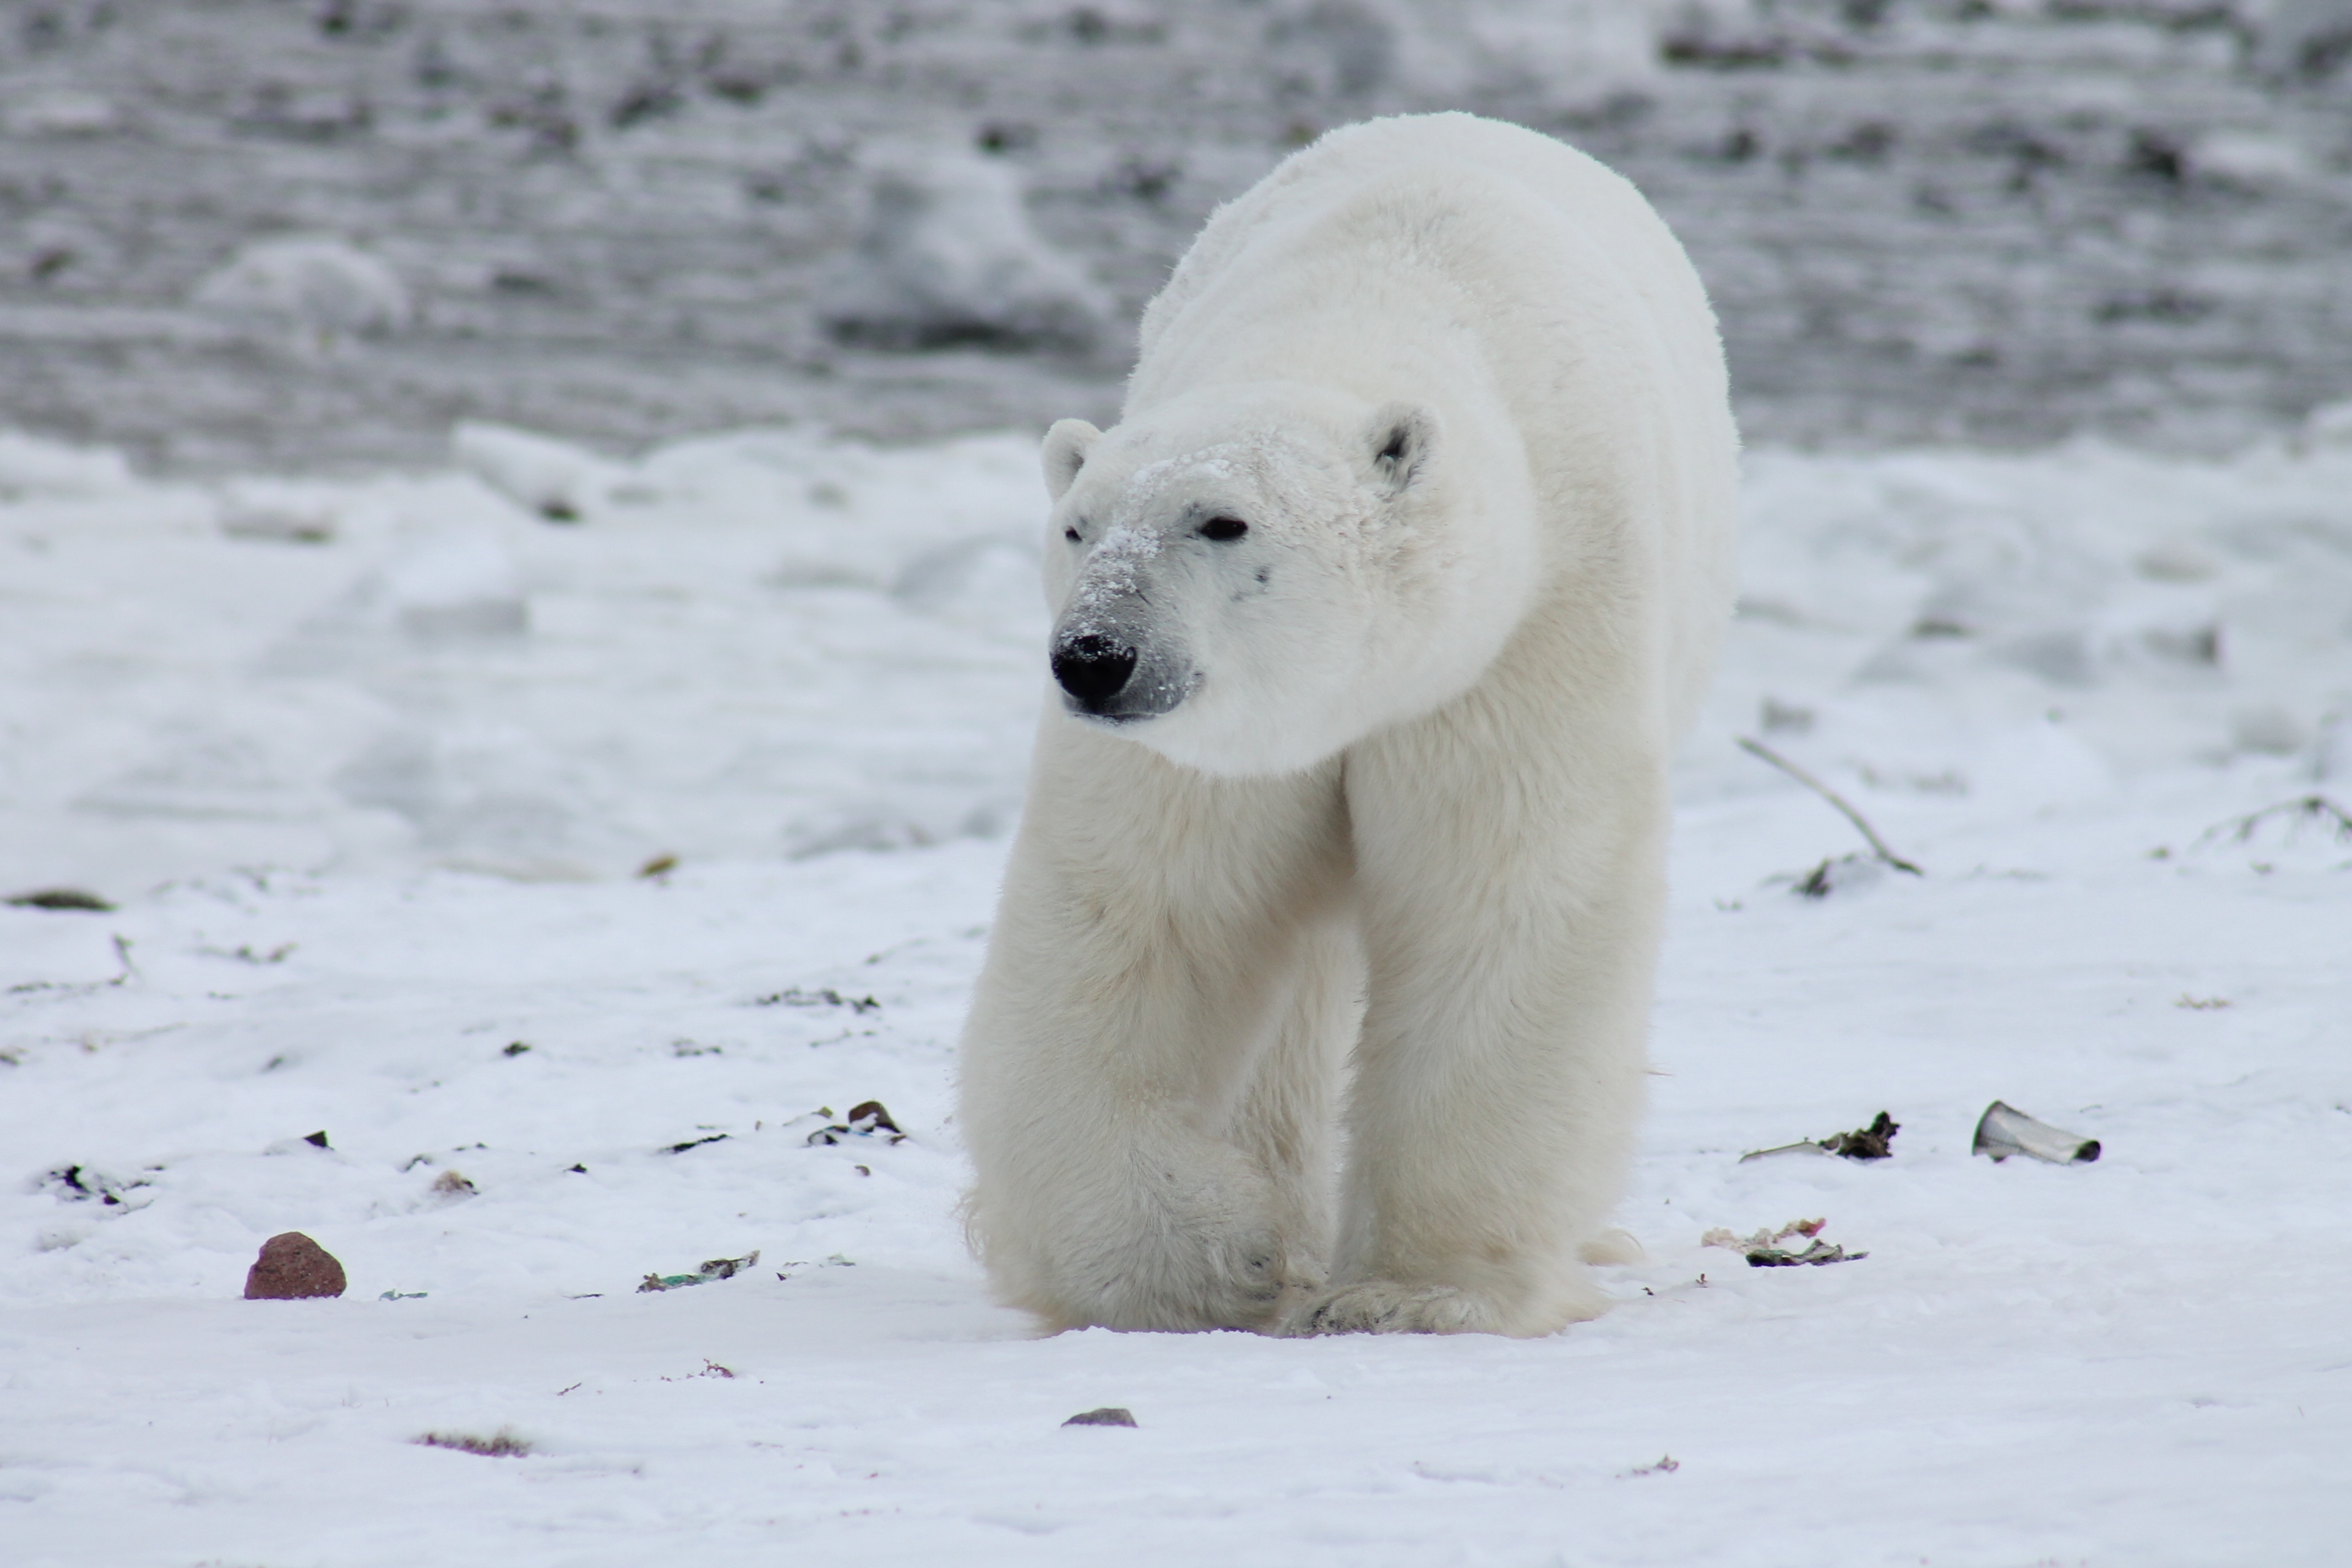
(415, 1429, 532, 1457)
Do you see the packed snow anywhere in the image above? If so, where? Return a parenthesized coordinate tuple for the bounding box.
(3, 420, 2348, 1565)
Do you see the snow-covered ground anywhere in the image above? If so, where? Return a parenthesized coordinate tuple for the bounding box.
(3, 422, 2348, 1565)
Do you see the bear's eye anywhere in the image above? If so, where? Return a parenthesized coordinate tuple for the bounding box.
(1199, 516, 1248, 542)
(1064, 527, 1082, 543)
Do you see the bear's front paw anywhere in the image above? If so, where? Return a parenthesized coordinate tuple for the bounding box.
(1015, 1147, 1323, 1332)
(1055, 1217, 1302, 1332)
(1281, 1281, 1502, 1337)
(1201, 1223, 1297, 1317)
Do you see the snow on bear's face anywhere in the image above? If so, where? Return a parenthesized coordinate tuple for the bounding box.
(1038, 383, 1539, 777)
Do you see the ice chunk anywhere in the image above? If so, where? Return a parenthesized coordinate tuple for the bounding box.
(816, 153, 1110, 353)
(217, 480, 340, 543)
(3, 89, 119, 137)
(383, 533, 526, 640)
(2191, 131, 2313, 188)
(1385, 0, 1659, 100)
(0, 430, 134, 498)
(191, 236, 410, 338)
(2299, 399, 2352, 453)
(451, 422, 636, 522)
(2231, 705, 2307, 757)
(2250, 0, 2352, 79)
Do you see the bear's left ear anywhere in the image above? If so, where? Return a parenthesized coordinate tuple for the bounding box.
(1041, 418, 1103, 502)
(1366, 403, 1436, 495)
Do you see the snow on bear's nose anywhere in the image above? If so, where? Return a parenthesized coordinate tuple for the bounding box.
(1052, 633, 1138, 710)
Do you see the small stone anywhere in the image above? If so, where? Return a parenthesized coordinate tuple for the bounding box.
(244, 1232, 347, 1299)
(1063, 1407, 1137, 1428)
(303, 1130, 330, 1148)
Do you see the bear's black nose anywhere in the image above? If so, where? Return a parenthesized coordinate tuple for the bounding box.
(1052, 634, 1138, 709)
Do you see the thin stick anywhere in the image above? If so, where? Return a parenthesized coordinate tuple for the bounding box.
(2191, 794, 2352, 851)
(1736, 736, 1924, 876)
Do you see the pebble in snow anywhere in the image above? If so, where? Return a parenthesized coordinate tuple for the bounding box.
(243, 1232, 347, 1300)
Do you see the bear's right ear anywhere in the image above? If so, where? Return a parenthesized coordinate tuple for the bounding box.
(1041, 419, 1103, 502)
(1366, 402, 1437, 496)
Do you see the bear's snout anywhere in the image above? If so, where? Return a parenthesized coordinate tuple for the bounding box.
(1052, 633, 1139, 711)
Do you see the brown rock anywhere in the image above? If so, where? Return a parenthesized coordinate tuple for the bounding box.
(243, 1231, 347, 1299)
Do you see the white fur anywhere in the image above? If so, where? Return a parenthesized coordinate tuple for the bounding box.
(959, 113, 1738, 1337)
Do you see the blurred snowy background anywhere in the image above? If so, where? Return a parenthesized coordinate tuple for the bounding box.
(4, 0, 2350, 889)
(5, 7, 2350, 1565)
(4, 0, 2352, 472)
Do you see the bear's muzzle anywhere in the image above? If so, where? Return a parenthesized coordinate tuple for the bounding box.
(1052, 634, 1139, 710)
(1050, 628, 1196, 722)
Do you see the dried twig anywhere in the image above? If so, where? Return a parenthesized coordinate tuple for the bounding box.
(4, 887, 113, 911)
(2191, 794, 2352, 851)
(1737, 737, 1923, 876)
(1739, 1109, 1900, 1163)
(416, 1429, 531, 1457)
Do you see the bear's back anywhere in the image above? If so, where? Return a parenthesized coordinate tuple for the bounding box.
(1134, 113, 1739, 740)
(1140, 115, 1709, 389)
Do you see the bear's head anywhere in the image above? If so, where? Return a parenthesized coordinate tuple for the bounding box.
(1038, 382, 1537, 776)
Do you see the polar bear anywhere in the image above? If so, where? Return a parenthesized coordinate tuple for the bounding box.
(958, 113, 1738, 1337)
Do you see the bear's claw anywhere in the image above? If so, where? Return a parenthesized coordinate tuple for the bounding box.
(1280, 1282, 1500, 1337)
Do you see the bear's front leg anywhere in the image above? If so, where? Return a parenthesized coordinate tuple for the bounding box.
(960, 723, 1349, 1332)
(1288, 686, 1666, 1338)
